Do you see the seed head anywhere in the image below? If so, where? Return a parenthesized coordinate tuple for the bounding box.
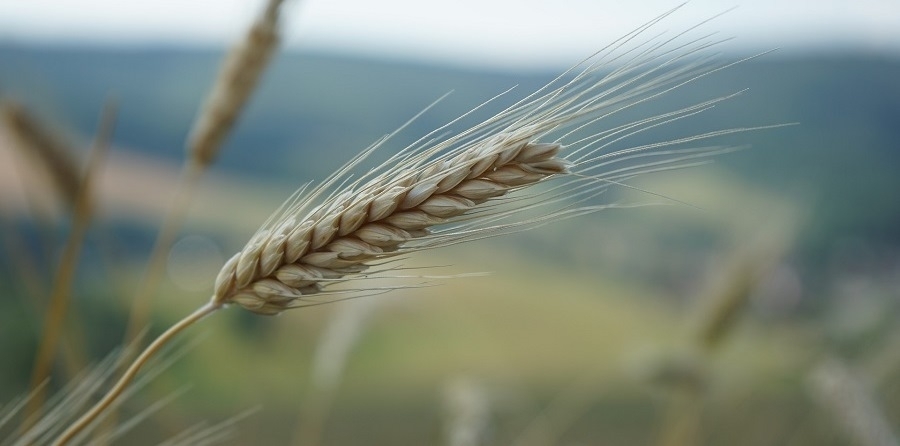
(211, 7, 782, 315)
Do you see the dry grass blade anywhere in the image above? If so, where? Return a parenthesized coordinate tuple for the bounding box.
(4, 340, 207, 446)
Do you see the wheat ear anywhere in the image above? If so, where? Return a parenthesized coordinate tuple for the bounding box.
(0, 100, 93, 385)
(211, 8, 783, 315)
(55, 6, 786, 443)
(22, 100, 117, 432)
(185, 0, 286, 166)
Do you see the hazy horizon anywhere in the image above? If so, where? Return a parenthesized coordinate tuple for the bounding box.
(2, 1, 899, 69)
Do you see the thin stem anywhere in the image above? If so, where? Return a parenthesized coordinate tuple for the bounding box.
(22, 100, 117, 428)
(52, 301, 221, 446)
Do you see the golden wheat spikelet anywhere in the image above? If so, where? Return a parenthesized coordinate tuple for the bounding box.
(186, 0, 287, 167)
(211, 6, 783, 315)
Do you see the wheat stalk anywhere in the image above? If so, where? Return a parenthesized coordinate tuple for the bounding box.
(123, 0, 288, 346)
(0, 100, 94, 392)
(54, 6, 787, 444)
(212, 134, 572, 314)
(21, 100, 117, 433)
(185, 0, 286, 166)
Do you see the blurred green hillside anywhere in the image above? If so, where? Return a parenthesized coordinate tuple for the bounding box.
(1, 46, 898, 444)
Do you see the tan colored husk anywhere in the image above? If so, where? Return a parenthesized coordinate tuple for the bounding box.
(23, 100, 117, 430)
(185, 0, 285, 166)
(213, 139, 568, 314)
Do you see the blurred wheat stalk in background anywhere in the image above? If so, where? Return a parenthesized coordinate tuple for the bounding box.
(57, 3, 788, 440)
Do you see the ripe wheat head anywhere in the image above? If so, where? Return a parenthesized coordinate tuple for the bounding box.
(211, 7, 780, 315)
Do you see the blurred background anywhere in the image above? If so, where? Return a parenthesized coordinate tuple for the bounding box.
(1, 0, 898, 444)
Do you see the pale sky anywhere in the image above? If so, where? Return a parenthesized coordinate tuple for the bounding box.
(1, 0, 899, 68)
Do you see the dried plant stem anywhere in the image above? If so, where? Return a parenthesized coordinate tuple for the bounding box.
(123, 0, 285, 345)
(656, 219, 795, 446)
(22, 100, 117, 430)
(1, 101, 77, 309)
(1, 101, 95, 391)
(0, 158, 92, 401)
(1, 101, 83, 284)
(52, 301, 221, 446)
(107, 1, 285, 440)
(102, 160, 203, 446)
